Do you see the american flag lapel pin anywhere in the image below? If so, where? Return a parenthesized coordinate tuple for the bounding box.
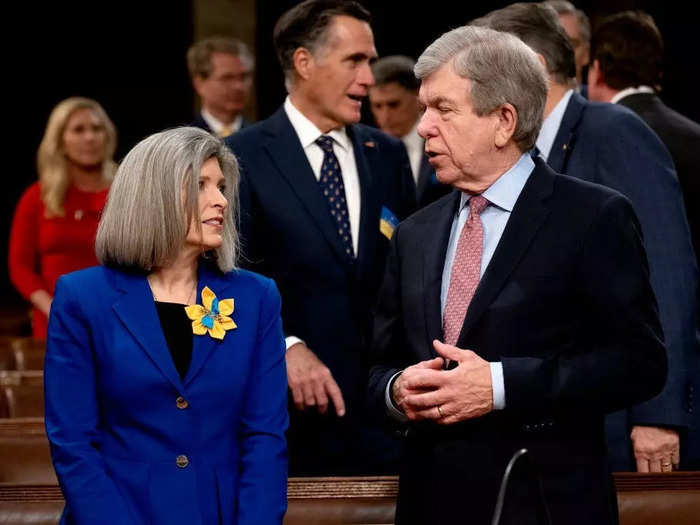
(364, 141, 375, 148)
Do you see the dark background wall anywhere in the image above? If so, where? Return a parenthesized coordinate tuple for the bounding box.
(256, 0, 699, 122)
(3, 0, 697, 307)
(3, 1, 194, 305)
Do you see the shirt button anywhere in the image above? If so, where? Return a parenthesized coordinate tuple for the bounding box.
(176, 396, 189, 409)
(176, 455, 189, 468)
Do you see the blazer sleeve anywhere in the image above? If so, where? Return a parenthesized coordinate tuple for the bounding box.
(44, 276, 139, 524)
(595, 113, 697, 428)
(236, 279, 288, 525)
(391, 140, 418, 221)
(501, 193, 668, 416)
(368, 224, 412, 417)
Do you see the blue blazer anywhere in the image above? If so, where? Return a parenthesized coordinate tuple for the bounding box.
(44, 263, 288, 525)
(549, 92, 698, 469)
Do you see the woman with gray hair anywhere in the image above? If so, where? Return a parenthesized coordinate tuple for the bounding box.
(44, 127, 288, 524)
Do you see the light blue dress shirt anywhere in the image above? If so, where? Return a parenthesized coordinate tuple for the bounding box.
(386, 153, 535, 420)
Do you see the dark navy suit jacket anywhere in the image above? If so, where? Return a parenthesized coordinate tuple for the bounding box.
(369, 159, 666, 524)
(45, 264, 288, 525)
(618, 92, 700, 468)
(226, 106, 416, 475)
(547, 92, 698, 469)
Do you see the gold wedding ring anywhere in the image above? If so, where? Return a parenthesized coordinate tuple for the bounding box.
(437, 406, 444, 418)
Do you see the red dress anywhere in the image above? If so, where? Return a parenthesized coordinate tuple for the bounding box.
(8, 182, 109, 338)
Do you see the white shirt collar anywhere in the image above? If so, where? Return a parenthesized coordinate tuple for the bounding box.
(611, 85, 655, 104)
(283, 96, 351, 152)
(402, 121, 423, 152)
(201, 109, 243, 135)
(536, 89, 574, 161)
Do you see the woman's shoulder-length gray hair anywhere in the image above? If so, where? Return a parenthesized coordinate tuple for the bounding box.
(415, 25, 548, 152)
(96, 127, 239, 273)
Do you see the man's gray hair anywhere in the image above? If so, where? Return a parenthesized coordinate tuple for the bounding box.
(96, 127, 239, 273)
(415, 25, 548, 151)
(546, 1, 591, 44)
(187, 36, 255, 79)
(372, 55, 420, 91)
(471, 3, 576, 85)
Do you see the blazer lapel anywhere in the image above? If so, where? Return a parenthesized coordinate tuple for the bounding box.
(184, 264, 234, 386)
(548, 92, 585, 173)
(261, 108, 354, 266)
(456, 161, 554, 348)
(111, 271, 184, 393)
(422, 192, 461, 358)
(349, 125, 380, 280)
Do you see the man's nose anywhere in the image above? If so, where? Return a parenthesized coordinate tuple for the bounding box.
(358, 63, 375, 87)
(416, 111, 433, 139)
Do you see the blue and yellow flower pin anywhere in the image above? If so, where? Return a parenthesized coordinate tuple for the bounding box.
(185, 286, 236, 340)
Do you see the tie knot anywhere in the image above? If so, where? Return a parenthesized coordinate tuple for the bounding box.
(469, 195, 489, 216)
(316, 135, 335, 153)
(218, 125, 234, 138)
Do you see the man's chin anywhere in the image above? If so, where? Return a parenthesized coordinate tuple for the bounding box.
(434, 168, 458, 187)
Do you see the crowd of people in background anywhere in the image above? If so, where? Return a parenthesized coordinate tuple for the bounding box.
(6, 0, 700, 523)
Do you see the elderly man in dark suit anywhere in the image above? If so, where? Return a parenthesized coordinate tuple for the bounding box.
(226, 0, 415, 476)
(368, 24, 666, 525)
(588, 9, 700, 469)
(187, 37, 254, 138)
(474, 2, 697, 475)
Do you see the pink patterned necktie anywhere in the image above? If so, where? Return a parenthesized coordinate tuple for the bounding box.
(443, 195, 489, 346)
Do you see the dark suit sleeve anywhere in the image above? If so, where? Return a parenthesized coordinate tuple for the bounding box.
(394, 141, 417, 220)
(501, 194, 668, 416)
(368, 224, 411, 416)
(594, 114, 697, 428)
(44, 277, 139, 524)
(237, 279, 288, 525)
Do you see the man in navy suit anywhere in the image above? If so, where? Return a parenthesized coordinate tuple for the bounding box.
(475, 2, 697, 473)
(226, 0, 415, 475)
(588, 10, 700, 469)
(368, 25, 665, 524)
(187, 37, 254, 138)
(369, 55, 451, 208)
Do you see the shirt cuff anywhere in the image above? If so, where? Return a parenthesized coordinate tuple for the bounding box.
(385, 371, 409, 422)
(490, 362, 506, 410)
(285, 336, 305, 351)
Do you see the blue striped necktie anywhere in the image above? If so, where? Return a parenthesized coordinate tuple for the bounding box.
(315, 135, 354, 259)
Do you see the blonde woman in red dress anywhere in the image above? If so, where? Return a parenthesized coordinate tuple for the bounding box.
(9, 97, 117, 338)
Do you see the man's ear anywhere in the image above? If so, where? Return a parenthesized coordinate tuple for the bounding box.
(494, 103, 517, 148)
(192, 75, 206, 97)
(588, 59, 604, 86)
(292, 47, 315, 81)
